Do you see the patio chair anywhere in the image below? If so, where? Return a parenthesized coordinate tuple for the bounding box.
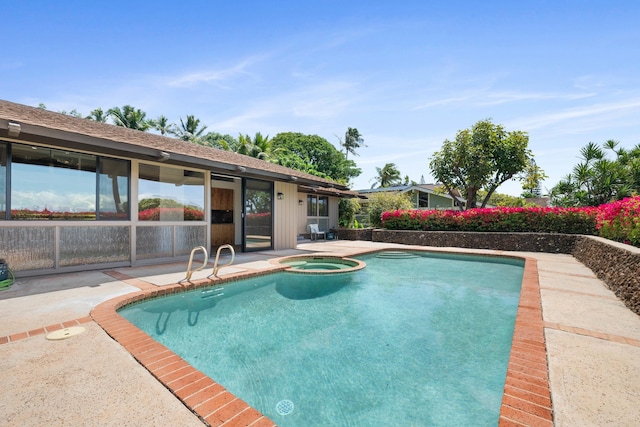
(308, 223, 326, 241)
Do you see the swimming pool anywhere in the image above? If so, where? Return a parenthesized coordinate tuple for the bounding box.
(120, 251, 524, 426)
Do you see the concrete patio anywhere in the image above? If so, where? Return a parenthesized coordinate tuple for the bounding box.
(1, 240, 639, 426)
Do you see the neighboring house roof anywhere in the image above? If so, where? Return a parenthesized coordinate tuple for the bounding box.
(0, 99, 349, 190)
(357, 184, 462, 202)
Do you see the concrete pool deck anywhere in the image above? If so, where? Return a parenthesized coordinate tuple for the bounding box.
(1, 240, 639, 426)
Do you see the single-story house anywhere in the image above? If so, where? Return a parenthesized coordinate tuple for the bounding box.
(357, 184, 465, 211)
(0, 99, 355, 276)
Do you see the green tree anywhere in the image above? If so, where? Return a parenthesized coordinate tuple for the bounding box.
(175, 115, 207, 142)
(151, 115, 176, 136)
(199, 132, 238, 150)
(340, 127, 366, 160)
(271, 132, 361, 184)
(366, 192, 413, 227)
(338, 197, 361, 227)
(371, 163, 402, 188)
(478, 190, 537, 207)
(520, 159, 548, 198)
(429, 119, 531, 210)
(108, 105, 152, 131)
(85, 108, 108, 122)
(550, 140, 639, 206)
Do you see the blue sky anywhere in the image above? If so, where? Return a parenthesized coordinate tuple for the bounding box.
(2, 1, 640, 195)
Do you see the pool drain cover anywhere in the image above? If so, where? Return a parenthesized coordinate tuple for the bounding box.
(276, 399, 294, 415)
(46, 326, 86, 341)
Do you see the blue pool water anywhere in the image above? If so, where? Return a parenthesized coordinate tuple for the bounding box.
(120, 251, 524, 426)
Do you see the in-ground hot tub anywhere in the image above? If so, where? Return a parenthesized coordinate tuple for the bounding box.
(277, 255, 366, 274)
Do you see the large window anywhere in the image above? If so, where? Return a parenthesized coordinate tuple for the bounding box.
(98, 158, 130, 219)
(306, 194, 329, 232)
(138, 164, 204, 221)
(8, 143, 130, 220)
(307, 195, 328, 216)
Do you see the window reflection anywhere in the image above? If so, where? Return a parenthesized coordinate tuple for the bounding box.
(99, 158, 130, 220)
(138, 164, 204, 221)
(244, 179, 272, 250)
(11, 145, 97, 219)
(0, 142, 6, 219)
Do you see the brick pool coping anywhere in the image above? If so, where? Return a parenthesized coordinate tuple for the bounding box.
(0, 253, 553, 426)
(92, 256, 552, 426)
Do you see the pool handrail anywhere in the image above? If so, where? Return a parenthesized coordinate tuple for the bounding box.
(179, 246, 209, 283)
(208, 244, 235, 279)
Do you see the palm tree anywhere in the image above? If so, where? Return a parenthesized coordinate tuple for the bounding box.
(371, 163, 402, 188)
(151, 115, 176, 136)
(341, 127, 365, 159)
(249, 132, 274, 160)
(85, 108, 108, 122)
(175, 115, 207, 142)
(107, 105, 152, 131)
(235, 133, 252, 155)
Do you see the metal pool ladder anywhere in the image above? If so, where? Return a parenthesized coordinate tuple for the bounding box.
(208, 244, 235, 279)
(180, 246, 209, 283)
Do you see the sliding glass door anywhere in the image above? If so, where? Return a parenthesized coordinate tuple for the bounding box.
(243, 179, 273, 251)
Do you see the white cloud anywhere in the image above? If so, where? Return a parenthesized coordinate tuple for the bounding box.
(167, 56, 265, 88)
(511, 98, 640, 131)
(413, 89, 595, 110)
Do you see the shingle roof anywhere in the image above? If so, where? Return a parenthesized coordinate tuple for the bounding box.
(0, 99, 349, 190)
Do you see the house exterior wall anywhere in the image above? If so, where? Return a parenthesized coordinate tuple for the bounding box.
(297, 192, 340, 236)
(273, 181, 298, 250)
(329, 197, 339, 229)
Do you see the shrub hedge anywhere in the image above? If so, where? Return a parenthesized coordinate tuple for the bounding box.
(381, 206, 599, 235)
(381, 197, 640, 247)
(596, 196, 640, 247)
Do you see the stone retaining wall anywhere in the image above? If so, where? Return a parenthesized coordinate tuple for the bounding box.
(337, 228, 640, 316)
(572, 236, 640, 316)
(371, 229, 580, 253)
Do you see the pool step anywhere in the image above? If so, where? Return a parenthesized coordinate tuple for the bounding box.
(376, 251, 420, 259)
(201, 288, 225, 299)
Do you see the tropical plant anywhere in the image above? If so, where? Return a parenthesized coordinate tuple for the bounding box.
(85, 108, 108, 122)
(550, 140, 640, 207)
(107, 105, 152, 131)
(151, 115, 176, 136)
(174, 115, 207, 142)
(231, 132, 274, 159)
(251, 132, 275, 159)
(429, 119, 532, 210)
(371, 163, 402, 188)
(340, 127, 366, 160)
